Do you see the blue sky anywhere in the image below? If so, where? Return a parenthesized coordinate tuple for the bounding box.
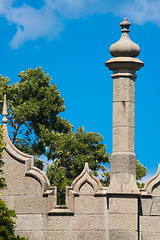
(0, 0, 160, 181)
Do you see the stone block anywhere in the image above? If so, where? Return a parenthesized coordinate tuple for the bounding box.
(75, 230, 107, 240)
(150, 197, 160, 215)
(75, 195, 107, 214)
(14, 194, 48, 213)
(1, 195, 15, 209)
(24, 175, 43, 195)
(109, 229, 138, 240)
(111, 152, 136, 174)
(73, 214, 106, 230)
(109, 196, 138, 214)
(113, 126, 134, 152)
(44, 230, 75, 240)
(15, 214, 43, 231)
(15, 230, 44, 240)
(140, 216, 160, 232)
(109, 213, 137, 230)
(113, 77, 135, 102)
(141, 232, 160, 240)
(113, 101, 135, 127)
(2, 156, 26, 195)
(141, 197, 153, 216)
(44, 215, 73, 230)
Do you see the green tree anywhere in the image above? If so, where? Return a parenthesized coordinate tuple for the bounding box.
(136, 160, 147, 189)
(0, 125, 28, 240)
(0, 67, 147, 204)
(0, 67, 72, 159)
(46, 127, 109, 204)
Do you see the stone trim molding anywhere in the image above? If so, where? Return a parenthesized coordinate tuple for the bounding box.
(141, 164, 160, 196)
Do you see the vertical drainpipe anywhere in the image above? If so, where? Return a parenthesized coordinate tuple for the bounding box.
(105, 18, 144, 193)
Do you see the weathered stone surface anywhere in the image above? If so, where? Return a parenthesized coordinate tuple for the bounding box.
(16, 214, 43, 231)
(109, 196, 138, 214)
(141, 197, 153, 216)
(75, 195, 107, 214)
(109, 229, 138, 240)
(152, 182, 160, 196)
(14, 194, 48, 213)
(113, 101, 135, 127)
(75, 230, 107, 240)
(113, 77, 135, 102)
(2, 154, 26, 195)
(109, 213, 137, 230)
(1, 195, 15, 209)
(108, 172, 139, 194)
(113, 126, 134, 152)
(24, 175, 44, 195)
(140, 216, 160, 232)
(149, 197, 160, 215)
(141, 232, 160, 240)
(44, 215, 73, 230)
(72, 214, 106, 230)
(111, 152, 136, 174)
(15, 231, 44, 240)
(79, 182, 94, 194)
(44, 231, 75, 240)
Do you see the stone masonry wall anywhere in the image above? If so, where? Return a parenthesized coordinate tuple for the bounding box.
(1, 124, 108, 240)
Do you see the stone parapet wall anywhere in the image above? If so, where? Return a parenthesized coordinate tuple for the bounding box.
(1, 133, 108, 240)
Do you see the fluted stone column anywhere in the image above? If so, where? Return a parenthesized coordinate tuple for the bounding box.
(106, 18, 144, 194)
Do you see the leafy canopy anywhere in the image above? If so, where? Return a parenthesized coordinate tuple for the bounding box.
(0, 67, 72, 158)
(0, 67, 147, 204)
(46, 127, 109, 203)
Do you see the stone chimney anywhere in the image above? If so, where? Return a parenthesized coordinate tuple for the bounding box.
(105, 18, 144, 193)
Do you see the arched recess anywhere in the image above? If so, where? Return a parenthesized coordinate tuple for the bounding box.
(71, 162, 103, 195)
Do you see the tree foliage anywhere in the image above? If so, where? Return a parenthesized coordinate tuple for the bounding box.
(0, 200, 28, 240)
(46, 127, 109, 203)
(136, 160, 147, 189)
(0, 67, 72, 158)
(0, 67, 147, 204)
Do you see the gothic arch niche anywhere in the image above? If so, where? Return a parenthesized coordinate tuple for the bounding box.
(79, 181, 94, 195)
(71, 162, 103, 195)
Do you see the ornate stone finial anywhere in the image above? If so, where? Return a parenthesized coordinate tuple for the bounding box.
(110, 18, 140, 57)
(2, 94, 8, 124)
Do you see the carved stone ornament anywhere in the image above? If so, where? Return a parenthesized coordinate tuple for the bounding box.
(110, 18, 140, 58)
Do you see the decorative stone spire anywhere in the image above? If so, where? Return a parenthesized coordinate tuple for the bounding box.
(105, 18, 144, 194)
(2, 94, 8, 124)
(110, 18, 140, 57)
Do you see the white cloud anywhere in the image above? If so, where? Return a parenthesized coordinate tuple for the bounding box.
(119, 0, 160, 26)
(0, 0, 160, 48)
